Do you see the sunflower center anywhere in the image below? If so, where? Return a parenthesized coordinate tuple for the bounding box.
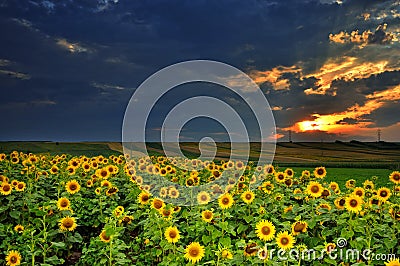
(154, 201, 162, 209)
(61, 201, 68, 207)
(189, 248, 199, 256)
(278, 174, 284, 180)
(246, 244, 257, 253)
(245, 194, 252, 200)
(339, 199, 345, 206)
(356, 191, 363, 196)
(287, 170, 293, 176)
(64, 219, 73, 228)
(204, 212, 212, 219)
(69, 184, 77, 190)
(261, 226, 270, 235)
(222, 198, 229, 204)
(142, 195, 149, 201)
(393, 174, 400, 181)
(11, 256, 17, 263)
(311, 186, 319, 193)
(201, 195, 208, 201)
(322, 190, 329, 197)
(317, 169, 324, 175)
(280, 237, 289, 245)
(349, 199, 358, 207)
(3, 184, 11, 192)
(294, 223, 305, 232)
(169, 231, 176, 238)
(380, 191, 388, 197)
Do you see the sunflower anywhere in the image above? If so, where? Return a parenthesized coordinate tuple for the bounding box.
(138, 191, 150, 204)
(14, 224, 24, 233)
(316, 203, 331, 215)
(306, 181, 323, 198)
(218, 193, 234, 209)
(363, 180, 375, 190)
(59, 216, 77, 231)
(345, 195, 363, 213)
(325, 243, 336, 253)
(220, 248, 233, 259)
(235, 161, 245, 170)
(5, 250, 21, 266)
(301, 170, 310, 178)
(293, 188, 303, 200)
(99, 230, 111, 243)
(241, 190, 255, 204)
(389, 171, 400, 184)
(184, 242, 205, 264)
(151, 198, 165, 211)
(113, 206, 124, 217)
(100, 180, 112, 188)
(274, 172, 286, 183)
(291, 221, 308, 236)
(320, 188, 330, 198)
(353, 187, 365, 198)
(244, 243, 258, 257)
(0, 183, 12, 195)
(264, 164, 275, 175)
(57, 197, 71, 211)
(50, 165, 59, 174)
(197, 191, 211, 205)
(329, 182, 339, 192)
(345, 179, 356, 189)
(201, 210, 213, 223)
(334, 197, 346, 210)
(168, 187, 179, 199)
(276, 231, 295, 250)
(256, 220, 275, 241)
(164, 226, 180, 243)
(314, 166, 326, 179)
(65, 180, 80, 194)
(95, 187, 101, 195)
(284, 168, 294, 178)
(261, 181, 274, 194)
(106, 186, 118, 196)
(96, 168, 110, 179)
(11, 180, 18, 187)
(258, 246, 269, 261)
(385, 258, 400, 266)
(377, 187, 391, 202)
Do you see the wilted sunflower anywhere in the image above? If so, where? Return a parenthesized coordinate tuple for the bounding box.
(65, 180, 80, 194)
(197, 191, 211, 205)
(241, 190, 255, 204)
(385, 258, 400, 266)
(291, 221, 308, 236)
(316, 203, 331, 215)
(377, 187, 391, 202)
(243, 243, 258, 257)
(306, 181, 323, 198)
(138, 191, 150, 205)
(218, 193, 234, 209)
(59, 216, 77, 231)
(164, 226, 180, 243)
(99, 230, 111, 243)
(57, 197, 71, 211)
(201, 210, 213, 223)
(0, 183, 12, 195)
(345, 195, 363, 213)
(276, 231, 295, 250)
(314, 166, 326, 178)
(184, 242, 205, 264)
(151, 198, 165, 211)
(14, 224, 24, 233)
(5, 250, 21, 266)
(353, 187, 365, 198)
(106, 186, 118, 196)
(389, 171, 400, 184)
(255, 220, 275, 241)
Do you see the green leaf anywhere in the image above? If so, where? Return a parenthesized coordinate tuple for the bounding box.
(51, 242, 66, 248)
(202, 235, 212, 244)
(219, 237, 231, 247)
(9, 210, 19, 219)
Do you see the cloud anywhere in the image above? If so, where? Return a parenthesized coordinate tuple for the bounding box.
(91, 82, 135, 91)
(250, 65, 302, 90)
(0, 69, 31, 80)
(329, 23, 399, 47)
(56, 38, 93, 53)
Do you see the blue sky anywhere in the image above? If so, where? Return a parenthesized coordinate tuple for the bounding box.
(0, 0, 399, 142)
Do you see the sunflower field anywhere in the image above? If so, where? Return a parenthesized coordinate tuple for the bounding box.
(0, 151, 399, 266)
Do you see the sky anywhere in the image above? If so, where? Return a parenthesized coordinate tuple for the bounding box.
(0, 0, 399, 142)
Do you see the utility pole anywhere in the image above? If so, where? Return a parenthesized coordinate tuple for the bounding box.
(377, 129, 381, 142)
(288, 130, 292, 143)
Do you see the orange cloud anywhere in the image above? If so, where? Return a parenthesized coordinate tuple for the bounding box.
(288, 84, 400, 135)
(250, 65, 301, 90)
(329, 24, 398, 47)
(304, 56, 392, 95)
